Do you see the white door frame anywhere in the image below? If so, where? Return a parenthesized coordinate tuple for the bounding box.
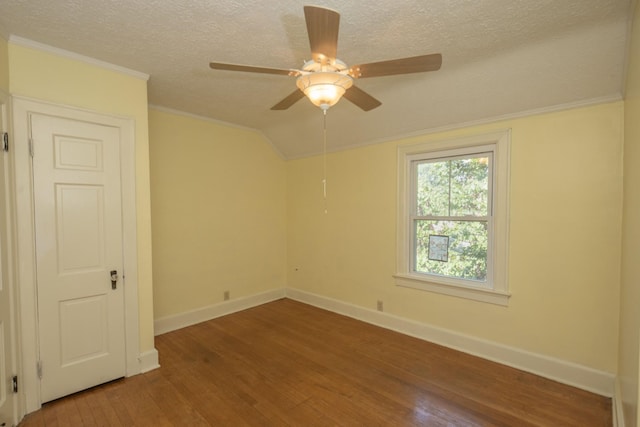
(0, 89, 19, 426)
(11, 96, 141, 414)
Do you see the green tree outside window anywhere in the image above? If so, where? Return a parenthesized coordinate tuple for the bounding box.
(413, 155, 490, 281)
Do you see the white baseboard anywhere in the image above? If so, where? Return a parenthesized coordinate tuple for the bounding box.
(154, 288, 287, 335)
(285, 288, 615, 397)
(138, 349, 160, 373)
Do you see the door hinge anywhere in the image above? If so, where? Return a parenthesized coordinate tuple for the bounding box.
(1, 132, 7, 152)
(11, 375, 17, 393)
(28, 137, 34, 158)
(36, 361, 42, 379)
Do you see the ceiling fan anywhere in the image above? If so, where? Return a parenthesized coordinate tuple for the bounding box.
(209, 5, 442, 112)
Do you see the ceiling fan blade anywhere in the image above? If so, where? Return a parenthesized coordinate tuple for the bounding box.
(343, 86, 382, 111)
(349, 54, 442, 78)
(304, 5, 340, 63)
(271, 90, 305, 110)
(210, 62, 299, 76)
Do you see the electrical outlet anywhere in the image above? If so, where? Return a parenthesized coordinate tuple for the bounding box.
(224, 290, 230, 301)
(377, 300, 383, 312)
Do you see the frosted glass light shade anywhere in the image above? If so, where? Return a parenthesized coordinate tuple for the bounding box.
(296, 72, 354, 110)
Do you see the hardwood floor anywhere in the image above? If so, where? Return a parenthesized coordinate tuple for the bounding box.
(19, 298, 612, 426)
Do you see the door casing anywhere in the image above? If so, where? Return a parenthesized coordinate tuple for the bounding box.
(10, 96, 141, 414)
(0, 90, 18, 427)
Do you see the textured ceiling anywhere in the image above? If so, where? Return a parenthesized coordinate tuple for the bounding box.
(0, 0, 634, 158)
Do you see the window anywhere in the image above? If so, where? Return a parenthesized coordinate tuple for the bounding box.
(414, 151, 491, 281)
(395, 130, 510, 305)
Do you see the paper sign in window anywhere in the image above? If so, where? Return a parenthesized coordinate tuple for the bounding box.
(428, 235, 449, 262)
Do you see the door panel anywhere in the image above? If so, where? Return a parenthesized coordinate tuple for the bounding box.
(60, 294, 109, 365)
(31, 114, 126, 403)
(56, 184, 105, 273)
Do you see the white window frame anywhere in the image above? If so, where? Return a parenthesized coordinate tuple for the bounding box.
(395, 130, 511, 305)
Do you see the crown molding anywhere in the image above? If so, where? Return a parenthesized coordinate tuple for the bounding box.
(287, 94, 623, 160)
(8, 35, 149, 81)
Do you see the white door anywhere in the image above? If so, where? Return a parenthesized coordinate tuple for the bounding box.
(31, 113, 126, 403)
(0, 102, 17, 426)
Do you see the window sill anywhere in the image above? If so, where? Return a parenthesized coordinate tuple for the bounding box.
(393, 273, 511, 306)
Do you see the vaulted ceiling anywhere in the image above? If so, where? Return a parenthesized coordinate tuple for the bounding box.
(0, 1, 634, 158)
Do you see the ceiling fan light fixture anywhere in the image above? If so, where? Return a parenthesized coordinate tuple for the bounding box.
(296, 72, 353, 110)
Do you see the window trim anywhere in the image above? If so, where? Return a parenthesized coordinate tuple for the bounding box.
(395, 130, 511, 305)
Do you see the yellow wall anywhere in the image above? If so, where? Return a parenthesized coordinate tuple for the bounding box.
(8, 43, 156, 352)
(287, 102, 624, 373)
(0, 36, 8, 92)
(4, 22, 630, 401)
(148, 109, 287, 318)
(619, 2, 640, 425)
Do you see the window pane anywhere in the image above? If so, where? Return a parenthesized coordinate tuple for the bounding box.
(450, 156, 489, 216)
(416, 161, 450, 216)
(415, 220, 488, 281)
(416, 156, 489, 217)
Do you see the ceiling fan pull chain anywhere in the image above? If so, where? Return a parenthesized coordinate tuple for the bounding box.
(323, 109, 328, 214)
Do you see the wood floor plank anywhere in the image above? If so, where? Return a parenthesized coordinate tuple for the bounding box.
(72, 393, 97, 426)
(84, 386, 124, 427)
(18, 298, 612, 426)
